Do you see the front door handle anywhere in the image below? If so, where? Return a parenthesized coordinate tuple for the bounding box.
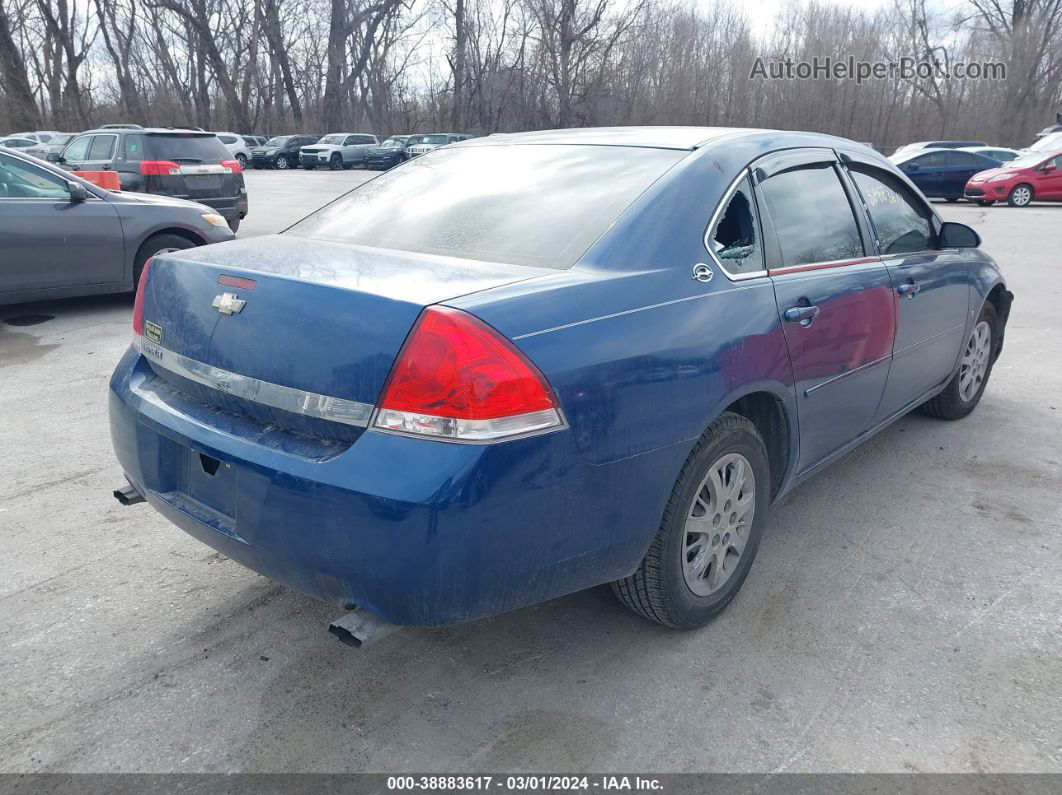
(783, 305, 820, 326)
(897, 281, 921, 298)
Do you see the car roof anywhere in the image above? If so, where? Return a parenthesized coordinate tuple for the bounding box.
(79, 127, 216, 136)
(459, 126, 774, 150)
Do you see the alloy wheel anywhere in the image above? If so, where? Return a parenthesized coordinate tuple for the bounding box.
(1010, 185, 1031, 206)
(682, 452, 756, 597)
(958, 320, 991, 402)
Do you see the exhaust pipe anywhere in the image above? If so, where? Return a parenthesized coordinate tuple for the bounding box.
(329, 607, 400, 648)
(113, 482, 145, 506)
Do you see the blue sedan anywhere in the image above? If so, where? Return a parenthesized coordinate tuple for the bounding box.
(889, 147, 1002, 201)
(110, 127, 1013, 636)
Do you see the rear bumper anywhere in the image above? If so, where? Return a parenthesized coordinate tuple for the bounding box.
(109, 350, 681, 625)
(196, 193, 248, 220)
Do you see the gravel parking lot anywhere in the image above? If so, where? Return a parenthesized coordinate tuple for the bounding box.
(1, 169, 1060, 773)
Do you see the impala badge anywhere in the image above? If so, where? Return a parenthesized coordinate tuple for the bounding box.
(212, 292, 246, 315)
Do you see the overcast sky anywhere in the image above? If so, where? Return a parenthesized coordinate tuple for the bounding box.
(737, 0, 967, 38)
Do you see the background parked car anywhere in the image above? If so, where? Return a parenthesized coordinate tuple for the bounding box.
(965, 149, 1062, 206)
(1026, 131, 1062, 154)
(959, 146, 1023, 163)
(891, 140, 989, 156)
(3, 132, 76, 157)
(0, 137, 40, 153)
(405, 133, 472, 158)
(0, 148, 233, 305)
(250, 135, 318, 169)
(242, 135, 266, 148)
(214, 132, 252, 169)
(890, 148, 1001, 201)
(50, 126, 248, 231)
(364, 136, 411, 170)
(299, 133, 379, 170)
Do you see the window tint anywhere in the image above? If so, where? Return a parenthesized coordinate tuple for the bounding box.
(949, 152, 979, 167)
(759, 163, 864, 267)
(62, 135, 92, 162)
(87, 135, 116, 161)
(707, 176, 763, 275)
(849, 166, 934, 255)
(122, 134, 144, 161)
(0, 152, 71, 199)
(913, 152, 948, 168)
(219, 135, 238, 144)
(143, 134, 230, 162)
(289, 144, 684, 269)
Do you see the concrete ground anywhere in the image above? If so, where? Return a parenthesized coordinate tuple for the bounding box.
(1, 170, 1059, 773)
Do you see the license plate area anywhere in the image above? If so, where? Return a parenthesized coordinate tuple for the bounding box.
(180, 447, 237, 521)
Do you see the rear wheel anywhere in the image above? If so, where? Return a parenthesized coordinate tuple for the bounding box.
(1007, 183, 1033, 207)
(329, 154, 343, 170)
(133, 233, 196, 289)
(235, 153, 247, 170)
(227, 218, 241, 234)
(976, 200, 995, 206)
(919, 302, 998, 420)
(275, 155, 289, 170)
(611, 412, 769, 629)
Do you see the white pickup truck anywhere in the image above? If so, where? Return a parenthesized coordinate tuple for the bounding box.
(299, 133, 379, 170)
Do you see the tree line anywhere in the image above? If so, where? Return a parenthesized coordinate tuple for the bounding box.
(0, 0, 1060, 150)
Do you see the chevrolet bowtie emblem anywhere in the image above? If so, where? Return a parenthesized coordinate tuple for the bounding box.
(212, 292, 246, 315)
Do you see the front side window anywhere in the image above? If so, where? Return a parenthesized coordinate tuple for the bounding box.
(87, 135, 117, 161)
(759, 163, 864, 267)
(289, 144, 685, 269)
(706, 176, 763, 275)
(319, 135, 344, 145)
(0, 152, 72, 199)
(849, 166, 934, 255)
(62, 135, 92, 162)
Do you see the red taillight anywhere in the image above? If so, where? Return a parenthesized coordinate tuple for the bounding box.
(131, 258, 152, 349)
(221, 159, 242, 174)
(373, 306, 563, 441)
(139, 160, 180, 176)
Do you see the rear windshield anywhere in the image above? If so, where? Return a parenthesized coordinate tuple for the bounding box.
(423, 135, 449, 145)
(144, 134, 230, 163)
(288, 144, 685, 269)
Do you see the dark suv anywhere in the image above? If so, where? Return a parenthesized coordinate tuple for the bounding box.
(51, 126, 248, 231)
(250, 135, 319, 169)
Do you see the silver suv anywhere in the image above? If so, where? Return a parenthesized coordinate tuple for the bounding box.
(300, 133, 379, 170)
(405, 133, 472, 158)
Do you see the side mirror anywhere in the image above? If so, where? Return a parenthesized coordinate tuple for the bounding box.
(1042, 163, 1057, 172)
(938, 221, 980, 249)
(47, 152, 61, 162)
(67, 181, 88, 202)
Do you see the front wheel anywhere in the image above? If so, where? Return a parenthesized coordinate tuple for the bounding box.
(133, 233, 196, 289)
(1007, 183, 1033, 207)
(612, 412, 769, 629)
(329, 155, 343, 170)
(919, 302, 998, 420)
(275, 155, 289, 170)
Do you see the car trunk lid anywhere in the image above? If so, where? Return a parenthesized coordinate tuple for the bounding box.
(138, 235, 550, 439)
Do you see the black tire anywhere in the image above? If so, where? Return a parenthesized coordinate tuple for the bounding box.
(227, 218, 240, 233)
(133, 233, 196, 289)
(976, 200, 995, 207)
(235, 153, 247, 170)
(329, 154, 343, 170)
(275, 155, 289, 170)
(1007, 183, 1033, 207)
(919, 302, 998, 420)
(611, 411, 770, 629)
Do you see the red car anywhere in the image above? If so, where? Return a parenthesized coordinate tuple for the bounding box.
(964, 149, 1062, 206)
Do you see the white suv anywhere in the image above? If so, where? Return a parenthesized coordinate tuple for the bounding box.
(214, 132, 252, 169)
(405, 133, 472, 158)
(299, 133, 379, 170)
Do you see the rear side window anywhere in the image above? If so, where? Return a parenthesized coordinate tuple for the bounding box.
(122, 134, 144, 161)
(88, 135, 117, 161)
(143, 134, 230, 163)
(289, 144, 685, 269)
(219, 135, 238, 144)
(949, 152, 979, 167)
(706, 176, 763, 275)
(913, 152, 947, 168)
(759, 164, 864, 267)
(849, 166, 935, 255)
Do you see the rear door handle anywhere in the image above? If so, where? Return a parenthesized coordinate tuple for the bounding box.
(783, 305, 820, 325)
(897, 282, 921, 297)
